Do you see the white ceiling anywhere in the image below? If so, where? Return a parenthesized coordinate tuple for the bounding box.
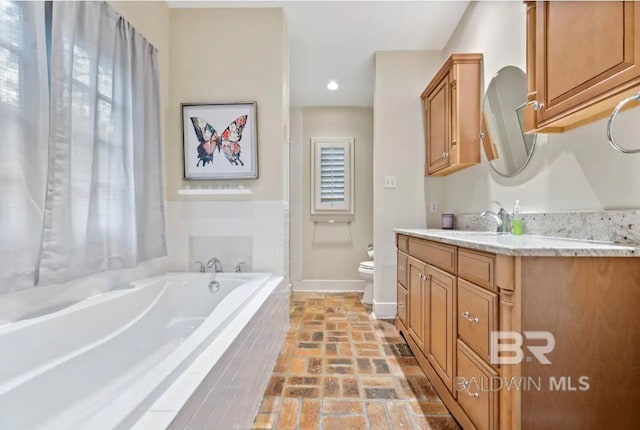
(168, 1, 470, 106)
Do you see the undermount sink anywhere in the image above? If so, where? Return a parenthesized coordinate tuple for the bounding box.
(433, 230, 499, 236)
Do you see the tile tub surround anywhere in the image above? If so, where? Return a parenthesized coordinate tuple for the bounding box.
(252, 293, 460, 430)
(168, 278, 289, 430)
(394, 229, 637, 257)
(454, 210, 640, 247)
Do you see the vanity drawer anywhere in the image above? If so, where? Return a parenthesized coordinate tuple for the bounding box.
(397, 283, 408, 327)
(457, 278, 498, 363)
(457, 340, 499, 430)
(397, 234, 409, 253)
(409, 238, 457, 274)
(458, 248, 495, 291)
(397, 252, 408, 287)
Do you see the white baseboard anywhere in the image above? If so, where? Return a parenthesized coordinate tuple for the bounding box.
(292, 279, 365, 292)
(372, 300, 396, 319)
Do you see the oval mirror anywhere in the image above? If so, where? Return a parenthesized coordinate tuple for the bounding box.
(481, 66, 536, 177)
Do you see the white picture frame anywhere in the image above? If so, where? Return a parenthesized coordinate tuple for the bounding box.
(182, 102, 258, 180)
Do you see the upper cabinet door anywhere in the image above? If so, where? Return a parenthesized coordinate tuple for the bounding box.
(524, 1, 640, 133)
(425, 74, 450, 174)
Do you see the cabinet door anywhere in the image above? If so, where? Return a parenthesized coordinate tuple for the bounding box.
(426, 265, 456, 393)
(407, 257, 426, 350)
(534, 1, 640, 127)
(424, 73, 450, 174)
(397, 252, 408, 288)
(397, 283, 408, 327)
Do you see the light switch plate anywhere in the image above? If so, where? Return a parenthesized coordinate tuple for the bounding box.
(429, 201, 438, 212)
(384, 176, 397, 189)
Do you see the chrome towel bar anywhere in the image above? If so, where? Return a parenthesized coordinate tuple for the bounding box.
(606, 92, 640, 154)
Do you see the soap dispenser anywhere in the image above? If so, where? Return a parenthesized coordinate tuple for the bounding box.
(511, 200, 523, 236)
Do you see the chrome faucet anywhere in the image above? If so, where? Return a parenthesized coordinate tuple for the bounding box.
(235, 262, 247, 273)
(194, 261, 206, 273)
(481, 201, 511, 234)
(207, 257, 224, 273)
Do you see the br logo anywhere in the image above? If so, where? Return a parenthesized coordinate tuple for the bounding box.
(490, 331, 555, 365)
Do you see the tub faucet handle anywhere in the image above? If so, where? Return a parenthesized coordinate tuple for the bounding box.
(235, 262, 247, 273)
(194, 261, 206, 273)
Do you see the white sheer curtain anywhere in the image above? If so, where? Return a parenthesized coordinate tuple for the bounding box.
(38, 1, 165, 285)
(0, 2, 49, 293)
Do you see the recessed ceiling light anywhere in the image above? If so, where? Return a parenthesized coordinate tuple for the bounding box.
(327, 80, 339, 91)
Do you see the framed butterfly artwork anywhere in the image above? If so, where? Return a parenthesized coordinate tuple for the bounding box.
(181, 102, 258, 179)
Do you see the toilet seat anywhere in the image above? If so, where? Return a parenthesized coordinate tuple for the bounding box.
(359, 261, 374, 272)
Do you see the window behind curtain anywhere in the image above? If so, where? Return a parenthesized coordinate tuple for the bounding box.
(38, 1, 166, 285)
(0, 1, 166, 290)
(0, 1, 49, 293)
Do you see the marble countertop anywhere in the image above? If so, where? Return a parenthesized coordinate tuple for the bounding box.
(394, 229, 639, 257)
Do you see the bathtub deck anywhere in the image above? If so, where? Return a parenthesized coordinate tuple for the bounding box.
(252, 292, 460, 430)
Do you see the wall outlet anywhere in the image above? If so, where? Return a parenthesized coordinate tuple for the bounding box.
(384, 176, 397, 189)
(429, 201, 438, 213)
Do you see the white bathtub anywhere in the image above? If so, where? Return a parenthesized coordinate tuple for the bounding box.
(0, 272, 287, 430)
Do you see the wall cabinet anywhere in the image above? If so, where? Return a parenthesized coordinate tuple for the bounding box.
(523, 1, 640, 133)
(421, 53, 482, 176)
(396, 233, 640, 429)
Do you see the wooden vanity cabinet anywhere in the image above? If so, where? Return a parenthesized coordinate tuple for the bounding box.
(523, 1, 640, 133)
(396, 233, 640, 430)
(422, 53, 482, 176)
(397, 234, 509, 429)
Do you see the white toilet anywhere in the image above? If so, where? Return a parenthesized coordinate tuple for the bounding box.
(358, 261, 374, 305)
(359, 245, 375, 305)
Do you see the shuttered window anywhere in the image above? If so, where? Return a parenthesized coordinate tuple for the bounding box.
(311, 137, 354, 214)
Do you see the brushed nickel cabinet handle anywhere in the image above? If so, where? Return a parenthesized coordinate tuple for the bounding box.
(533, 101, 544, 111)
(462, 311, 480, 323)
(466, 389, 480, 398)
(460, 380, 480, 398)
(398, 304, 406, 308)
(398, 266, 405, 271)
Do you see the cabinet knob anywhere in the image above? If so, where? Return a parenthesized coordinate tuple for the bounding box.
(398, 266, 405, 271)
(443, 151, 449, 158)
(533, 101, 544, 111)
(462, 311, 480, 323)
(398, 304, 406, 308)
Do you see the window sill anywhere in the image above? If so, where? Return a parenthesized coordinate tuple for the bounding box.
(177, 188, 253, 196)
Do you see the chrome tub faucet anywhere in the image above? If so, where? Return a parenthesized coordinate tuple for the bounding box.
(207, 257, 224, 273)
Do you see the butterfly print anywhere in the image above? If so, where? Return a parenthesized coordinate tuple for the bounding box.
(190, 115, 248, 167)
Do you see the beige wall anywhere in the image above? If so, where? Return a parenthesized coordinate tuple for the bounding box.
(168, 8, 288, 201)
(431, 1, 640, 217)
(109, 1, 171, 200)
(301, 107, 374, 280)
(373, 51, 443, 310)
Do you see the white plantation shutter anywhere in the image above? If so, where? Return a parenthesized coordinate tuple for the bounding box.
(320, 146, 346, 203)
(312, 138, 354, 214)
